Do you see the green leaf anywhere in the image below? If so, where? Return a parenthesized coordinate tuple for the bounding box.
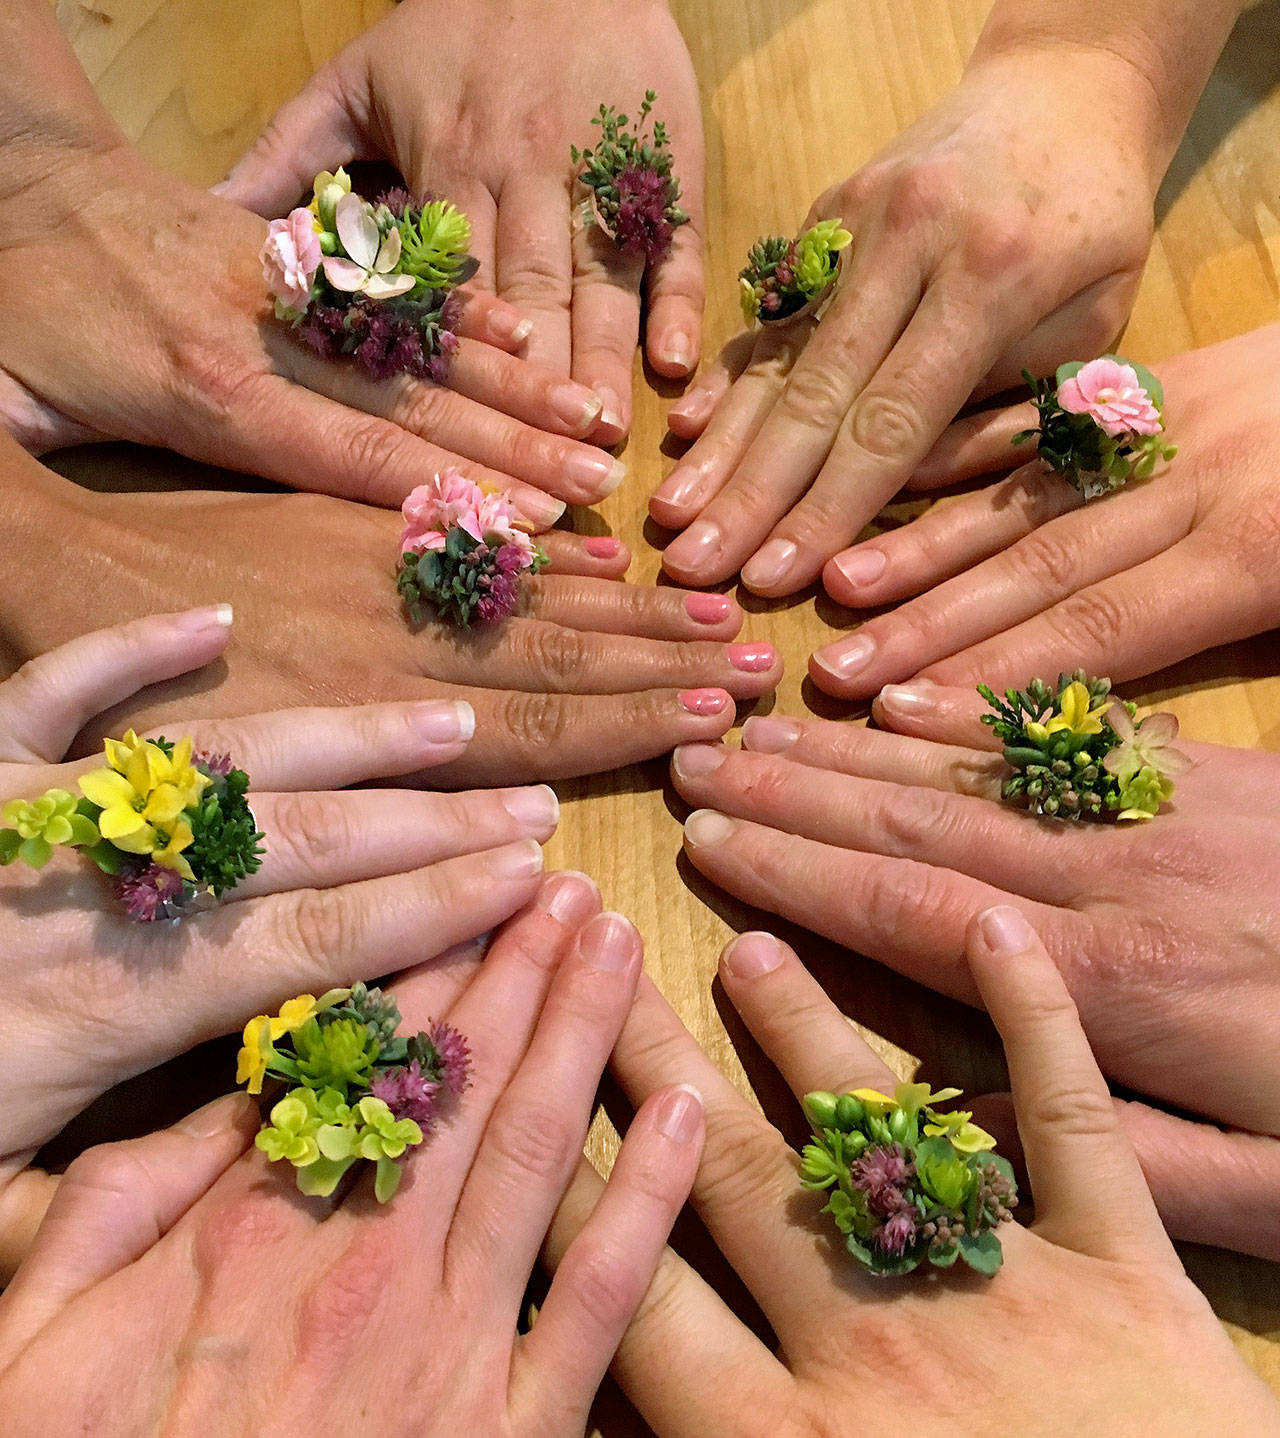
(1054, 360, 1085, 386)
(374, 1154, 402, 1203)
(984, 1153, 1017, 1189)
(928, 1242, 960, 1268)
(295, 1154, 356, 1198)
(1118, 356, 1164, 408)
(68, 814, 101, 848)
(17, 834, 52, 868)
(0, 829, 20, 864)
(83, 841, 123, 875)
(957, 1230, 1004, 1276)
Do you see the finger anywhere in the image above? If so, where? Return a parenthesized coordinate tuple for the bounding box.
(920, 531, 1259, 693)
(214, 67, 365, 215)
(510, 1085, 704, 1429)
(872, 680, 1002, 750)
(670, 744, 1088, 903)
(681, 809, 1075, 1004)
(645, 216, 704, 379)
(664, 330, 756, 441)
(538, 528, 631, 579)
(0, 1094, 258, 1362)
(414, 174, 499, 293)
(521, 575, 744, 642)
(423, 686, 743, 787)
(448, 911, 643, 1307)
(740, 713, 1005, 796)
(450, 287, 538, 355)
(231, 784, 559, 900)
(570, 228, 645, 443)
(0, 607, 233, 764)
(496, 174, 574, 376)
(906, 403, 1035, 492)
(965, 906, 1177, 1264)
(450, 337, 604, 439)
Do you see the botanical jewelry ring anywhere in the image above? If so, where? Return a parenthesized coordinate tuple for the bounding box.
(0, 732, 263, 920)
(739, 218, 851, 325)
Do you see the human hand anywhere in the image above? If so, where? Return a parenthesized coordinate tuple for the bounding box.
(545, 922, 1280, 1433)
(219, 0, 706, 444)
(0, 877, 706, 1434)
(651, 44, 1158, 592)
(2, 451, 780, 784)
(666, 695, 1280, 1256)
(809, 325, 1280, 696)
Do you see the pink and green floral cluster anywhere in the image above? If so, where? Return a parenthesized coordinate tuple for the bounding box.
(739, 218, 851, 324)
(980, 671, 1190, 821)
(1014, 355, 1177, 500)
(572, 91, 689, 263)
(800, 1082, 1017, 1277)
(396, 469, 549, 627)
(237, 982, 470, 1204)
(260, 168, 478, 382)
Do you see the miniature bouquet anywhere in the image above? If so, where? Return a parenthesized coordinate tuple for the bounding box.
(261, 168, 479, 382)
(396, 469, 549, 627)
(980, 672, 1190, 821)
(572, 91, 688, 263)
(1013, 356, 1176, 499)
(0, 733, 262, 921)
(739, 218, 851, 324)
(238, 982, 469, 1203)
(800, 1082, 1017, 1277)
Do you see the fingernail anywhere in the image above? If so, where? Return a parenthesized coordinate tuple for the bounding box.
(411, 699, 475, 745)
(741, 715, 800, 754)
(584, 535, 623, 559)
(656, 1083, 703, 1143)
(679, 688, 731, 717)
(741, 539, 797, 593)
(723, 930, 786, 979)
(488, 307, 533, 344)
(978, 905, 1035, 954)
(658, 333, 694, 372)
(669, 389, 710, 424)
(176, 1093, 253, 1139)
(489, 838, 545, 881)
(672, 742, 726, 780)
(684, 808, 735, 847)
(536, 870, 600, 924)
(832, 548, 887, 591)
(877, 680, 935, 717)
(550, 382, 604, 433)
(654, 466, 708, 513)
(812, 633, 875, 684)
(501, 784, 560, 832)
(565, 450, 626, 500)
(666, 518, 722, 572)
(175, 603, 234, 632)
(579, 910, 640, 972)
(516, 491, 567, 529)
(593, 386, 625, 433)
(728, 642, 776, 674)
(684, 591, 732, 624)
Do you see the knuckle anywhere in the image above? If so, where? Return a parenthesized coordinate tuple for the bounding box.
(884, 160, 958, 231)
(781, 361, 852, 432)
(1051, 585, 1133, 653)
(1004, 527, 1084, 598)
(944, 751, 1006, 799)
(872, 784, 952, 856)
(63, 1144, 146, 1202)
(960, 213, 1034, 280)
(862, 858, 954, 939)
(267, 792, 355, 865)
(295, 1234, 397, 1362)
(486, 1097, 578, 1184)
(1022, 1075, 1119, 1141)
(193, 1196, 296, 1282)
(173, 342, 264, 429)
(696, 1109, 793, 1218)
(499, 691, 572, 750)
(785, 491, 854, 550)
(276, 885, 356, 974)
(500, 423, 558, 479)
(562, 1238, 646, 1330)
(393, 384, 451, 438)
(332, 420, 406, 505)
(849, 390, 930, 462)
(519, 625, 589, 686)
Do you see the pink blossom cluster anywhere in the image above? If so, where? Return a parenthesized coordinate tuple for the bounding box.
(261, 209, 322, 312)
(399, 469, 537, 565)
(1057, 358, 1162, 438)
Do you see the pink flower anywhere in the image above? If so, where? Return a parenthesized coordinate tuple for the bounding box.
(399, 470, 534, 559)
(322, 193, 415, 301)
(261, 208, 322, 311)
(1103, 705, 1192, 780)
(1057, 358, 1162, 438)
(370, 1060, 441, 1128)
(875, 1209, 918, 1257)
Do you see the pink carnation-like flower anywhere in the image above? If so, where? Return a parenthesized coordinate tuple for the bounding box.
(370, 1059, 441, 1128)
(427, 1019, 471, 1095)
(261, 208, 322, 311)
(399, 470, 534, 559)
(875, 1208, 918, 1257)
(1057, 358, 1162, 438)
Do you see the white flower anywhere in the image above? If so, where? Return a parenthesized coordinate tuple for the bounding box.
(322, 193, 415, 300)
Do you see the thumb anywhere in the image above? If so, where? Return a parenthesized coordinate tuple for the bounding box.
(214, 64, 369, 217)
(0, 1094, 258, 1365)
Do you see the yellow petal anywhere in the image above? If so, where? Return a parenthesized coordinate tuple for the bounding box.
(142, 784, 186, 827)
(97, 807, 153, 847)
(78, 768, 137, 810)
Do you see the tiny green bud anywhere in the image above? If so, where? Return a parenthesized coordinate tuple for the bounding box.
(804, 1091, 839, 1128)
(834, 1094, 865, 1130)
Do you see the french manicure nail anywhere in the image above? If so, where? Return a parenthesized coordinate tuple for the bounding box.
(832, 548, 887, 590)
(411, 699, 475, 745)
(978, 905, 1035, 954)
(877, 681, 935, 717)
(579, 910, 640, 971)
(684, 808, 735, 847)
(656, 1083, 704, 1143)
(565, 450, 626, 499)
(684, 591, 732, 624)
(536, 869, 600, 924)
(672, 743, 726, 780)
(175, 603, 234, 632)
(728, 642, 776, 674)
(501, 784, 560, 831)
(659, 333, 694, 372)
(490, 838, 545, 881)
(516, 492, 567, 528)
(654, 466, 707, 512)
(550, 382, 604, 432)
(594, 386, 625, 433)
(669, 389, 710, 424)
(812, 633, 875, 684)
(584, 535, 623, 559)
(667, 518, 723, 572)
(176, 1093, 251, 1138)
(741, 715, 800, 754)
(679, 688, 731, 717)
(741, 538, 797, 593)
(723, 931, 786, 979)
(488, 307, 532, 344)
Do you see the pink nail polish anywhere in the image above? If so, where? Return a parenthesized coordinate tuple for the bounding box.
(684, 591, 732, 624)
(584, 536, 622, 559)
(679, 688, 731, 716)
(728, 643, 776, 673)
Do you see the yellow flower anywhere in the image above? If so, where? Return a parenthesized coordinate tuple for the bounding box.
(150, 819, 196, 880)
(923, 1108, 997, 1153)
(78, 732, 208, 864)
(268, 988, 351, 1041)
(1030, 681, 1111, 741)
(236, 1014, 274, 1095)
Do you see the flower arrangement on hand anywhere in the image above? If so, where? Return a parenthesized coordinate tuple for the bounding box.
(572, 90, 689, 263)
(261, 168, 479, 382)
(1013, 356, 1176, 499)
(800, 1081, 1016, 1276)
(0, 731, 262, 920)
(238, 981, 470, 1203)
(980, 672, 1189, 820)
(738, 218, 851, 325)
(396, 469, 550, 627)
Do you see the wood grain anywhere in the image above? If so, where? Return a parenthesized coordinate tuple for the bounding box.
(59, 0, 1280, 1407)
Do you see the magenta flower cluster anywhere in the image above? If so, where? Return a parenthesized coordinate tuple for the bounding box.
(369, 1020, 470, 1134)
(850, 1143, 919, 1257)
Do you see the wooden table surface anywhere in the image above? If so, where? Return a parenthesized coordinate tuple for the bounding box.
(58, 0, 1280, 1408)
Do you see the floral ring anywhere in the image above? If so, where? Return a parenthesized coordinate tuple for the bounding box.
(800, 1082, 1018, 1277)
(1013, 355, 1177, 500)
(0, 733, 263, 921)
(739, 219, 851, 327)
